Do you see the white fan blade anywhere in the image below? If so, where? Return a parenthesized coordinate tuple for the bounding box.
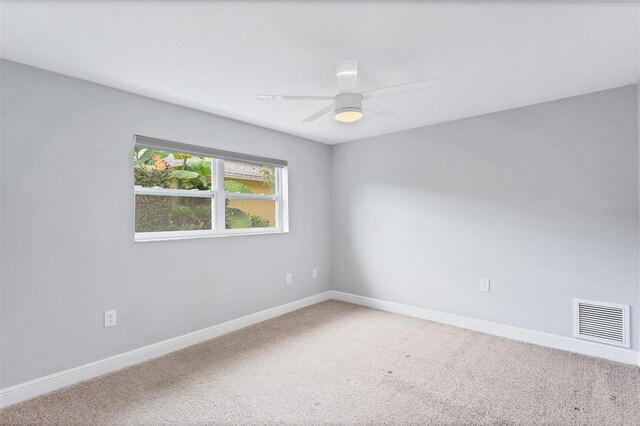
(363, 100, 395, 117)
(335, 60, 358, 93)
(359, 77, 442, 99)
(303, 104, 334, 122)
(258, 95, 333, 100)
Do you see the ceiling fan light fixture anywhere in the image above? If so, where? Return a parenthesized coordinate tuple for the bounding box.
(334, 107, 363, 123)
(334, 93, 363, 123)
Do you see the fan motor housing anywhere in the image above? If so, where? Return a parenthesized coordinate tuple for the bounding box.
(334, 93, 362, 114)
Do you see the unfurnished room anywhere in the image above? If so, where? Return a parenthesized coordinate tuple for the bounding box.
(0, 1, 639, 425)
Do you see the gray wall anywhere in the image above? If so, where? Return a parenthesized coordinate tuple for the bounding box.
(331, 85, 639, 350)
(0, 60, 332, 387)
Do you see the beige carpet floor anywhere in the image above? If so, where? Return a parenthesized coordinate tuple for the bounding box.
(1, 300, 639, 425)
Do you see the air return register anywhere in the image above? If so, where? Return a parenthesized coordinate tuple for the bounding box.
(573, 299, 629, 347)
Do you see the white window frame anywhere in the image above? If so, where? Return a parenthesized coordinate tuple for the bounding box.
(134, 139, 289, 242)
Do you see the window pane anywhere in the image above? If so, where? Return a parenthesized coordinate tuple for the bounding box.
(135, 195, 213, 232)
(134, 147, 212, 190)
(224, 160, 275, 195)
(225, 198, 276, 229)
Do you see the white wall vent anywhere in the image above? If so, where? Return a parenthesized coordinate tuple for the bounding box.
(573, 299, 629, 348)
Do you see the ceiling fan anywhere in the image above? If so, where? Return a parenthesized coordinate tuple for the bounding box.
(258, 60, 441, 123)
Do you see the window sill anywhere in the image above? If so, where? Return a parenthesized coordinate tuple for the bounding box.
(134, 228, 288, 242)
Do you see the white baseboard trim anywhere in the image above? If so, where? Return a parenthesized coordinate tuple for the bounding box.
(0, 291, 333, 409)
(330, 291, 640, 367)
(2, 289, 637, 409)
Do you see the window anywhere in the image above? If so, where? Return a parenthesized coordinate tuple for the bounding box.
(134, 135, 288, 241)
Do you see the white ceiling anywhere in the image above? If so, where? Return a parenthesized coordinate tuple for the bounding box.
(1, 1, 638, 145)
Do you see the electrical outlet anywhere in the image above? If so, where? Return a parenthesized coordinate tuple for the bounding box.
(286, 273, 293, 284)
(480, 279, 490, 293)
(104, 310, 117, 327)
(312, 269, 318, 278)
